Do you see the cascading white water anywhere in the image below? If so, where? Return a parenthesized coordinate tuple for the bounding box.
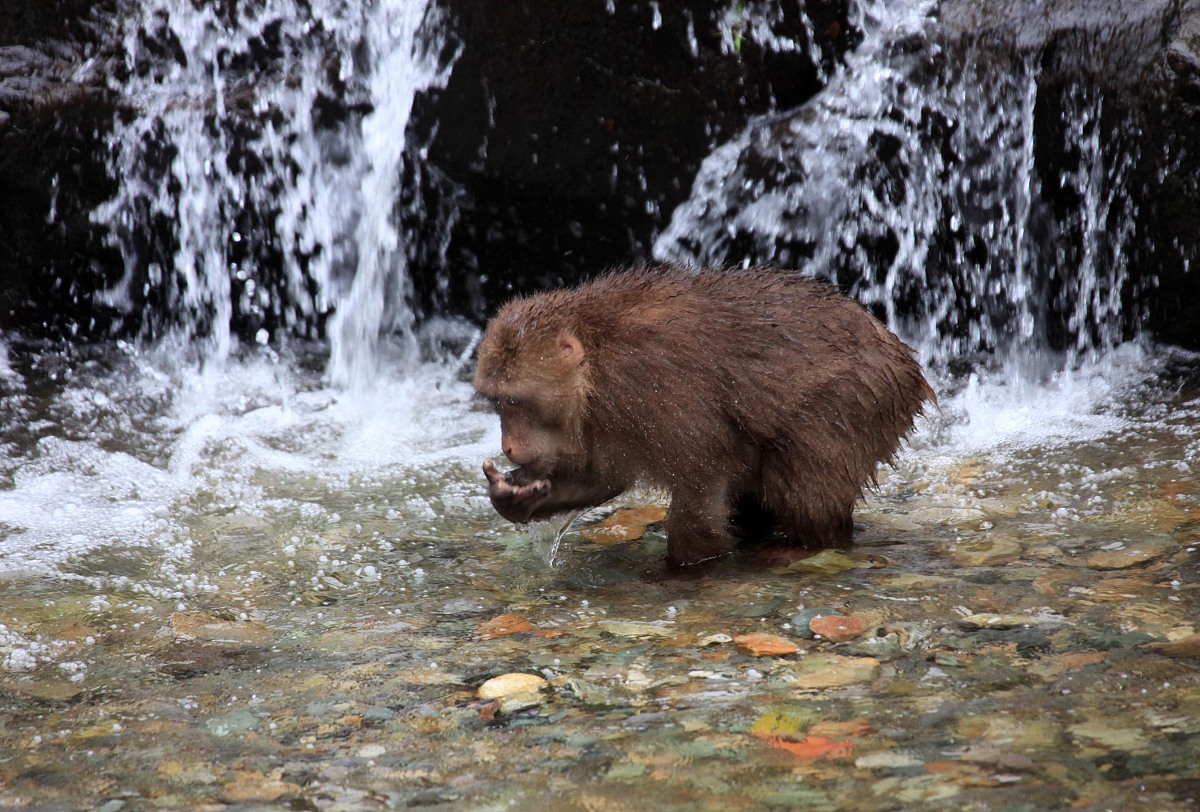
(654, 0, 1142, 384)
(92, 0, 457, 384)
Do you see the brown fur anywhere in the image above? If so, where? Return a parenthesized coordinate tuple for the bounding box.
(474, 264, 936, 567)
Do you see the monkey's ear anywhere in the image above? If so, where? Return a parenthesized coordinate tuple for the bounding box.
(557, 331, 585, 367)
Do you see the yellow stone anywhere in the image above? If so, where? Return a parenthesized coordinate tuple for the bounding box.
(477, 672, 548, 700)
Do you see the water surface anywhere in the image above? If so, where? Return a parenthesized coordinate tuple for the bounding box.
(1, 338, 1197, 810)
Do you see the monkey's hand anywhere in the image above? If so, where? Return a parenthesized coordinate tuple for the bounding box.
(482, 460, 551, 524)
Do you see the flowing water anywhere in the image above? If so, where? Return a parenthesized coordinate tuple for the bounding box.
(2, 0, 1199, 809)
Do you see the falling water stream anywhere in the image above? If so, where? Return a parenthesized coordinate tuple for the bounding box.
(1, 0, 1198, 808)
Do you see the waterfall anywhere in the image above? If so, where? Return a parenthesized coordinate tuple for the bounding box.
(654, 0, 1144, 379)
(91, 0, 457, 381)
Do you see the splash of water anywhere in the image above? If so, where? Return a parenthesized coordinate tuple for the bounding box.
(92, 0, 458, 381)
(654, 0, 1142, 384)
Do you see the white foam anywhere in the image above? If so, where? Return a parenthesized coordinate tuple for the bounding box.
(935, 342, 1156, 454)
(0, 343, 497, 592)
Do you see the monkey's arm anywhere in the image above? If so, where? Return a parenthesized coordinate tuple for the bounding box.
(482, 460, 624, 524)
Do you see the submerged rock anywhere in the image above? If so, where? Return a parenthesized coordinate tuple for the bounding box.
(1083, 538, 1176, 569)
(733, 633, 799, 657)
(782, 654, 881, 689)
(477, 672, 548, 700)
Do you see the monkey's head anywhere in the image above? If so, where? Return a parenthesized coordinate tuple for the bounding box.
(475, 300, 593, 476)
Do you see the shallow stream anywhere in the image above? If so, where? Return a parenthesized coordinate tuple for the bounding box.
(1, 337, 1198, 810)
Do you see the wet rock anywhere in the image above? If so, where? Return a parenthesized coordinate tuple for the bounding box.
(784, 550, 862, 576)
(1108, 500, 1191, 534)
(791, 607, 841, 639)
(811, 719, 873, 738)
(906, 506, 989, 530)
(808, 615, 871, 643)
(596, 620, 675, 639)
(7, 680, 84, 704)
(733, 633, 799, 657)
(782, 654, 881, 689)
(477, 672, 548, 700)
(157, 643, 268, 678)
(856, 749, 925, 769)
(437, 595, 502, 615)
(1140, 632, 1200, 658)
(497, 693, 545, 714)
(477, 613, 535, 639)
(205, 710, 259, 737)
(956, 714, 1065, 753)
(728, 597, 784, 618)
(760, 734, 854, 761)
(579, 505, 667, 544)
(959, 613, 1064, 630)
(1090, 576, 1163, 601)
(220, 770, 301, 803)
(941, 534, 1023, 567)
(1084, 538, 1176, 569)
(1068, 719, 1152, 755)
(749, 707, 821, 738)
(554, 677, 623, 709)
(169, 612, 273, 645)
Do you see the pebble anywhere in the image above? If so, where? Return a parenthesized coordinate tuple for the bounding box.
(579, 505, 667, 543)
(791, 607, 841, 638)
(1140, 632, 1200, 658)
(478, 613, 536, 638)
(782, 655, 881, 689)
(808, 614, 870, 642)
(169, 612, 273, 645)
(733, 633, 799, 657)
(785, 550, 862, 575)
(942, 534, 1023, 567)
(959, 613, 1060, 630)
(1083, 539, 1175, 570)
(477, 672, 548, 700)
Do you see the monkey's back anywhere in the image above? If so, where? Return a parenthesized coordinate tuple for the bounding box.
(543, 265, 935, 508)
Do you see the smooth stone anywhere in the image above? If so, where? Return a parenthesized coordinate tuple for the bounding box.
(791, 607, 840, 638)
(783, 654, 881, 689)
(1084, 538, 1175, 569)
(477, 672, 548, 700)
(941, 534, 1023, 566)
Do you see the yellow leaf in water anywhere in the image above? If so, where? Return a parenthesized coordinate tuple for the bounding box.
(749, 707, 818, 738)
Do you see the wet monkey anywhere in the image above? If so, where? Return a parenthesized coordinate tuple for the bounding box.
(474, 264, 935, 567)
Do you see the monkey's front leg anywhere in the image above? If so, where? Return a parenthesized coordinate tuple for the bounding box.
(664, 483, 737, 567)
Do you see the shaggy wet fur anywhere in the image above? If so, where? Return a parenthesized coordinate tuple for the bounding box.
(475, 264, 936, 567)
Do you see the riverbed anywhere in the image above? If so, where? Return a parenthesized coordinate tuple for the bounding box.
(1, 336, 1197, 810)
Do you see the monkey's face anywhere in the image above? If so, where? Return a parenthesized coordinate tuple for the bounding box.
(475, 328, 591, 478)
(493, 393, 572, 472)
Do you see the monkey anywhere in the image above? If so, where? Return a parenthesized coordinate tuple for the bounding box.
(474, 264, 936, 567)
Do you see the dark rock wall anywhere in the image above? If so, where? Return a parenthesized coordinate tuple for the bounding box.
(0, 0, 1197, 350)
(0, 0, 121, 339)
(413, 0, 849, 319)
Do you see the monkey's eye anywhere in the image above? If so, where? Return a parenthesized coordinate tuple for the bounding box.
(472, 393, 501, 412)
